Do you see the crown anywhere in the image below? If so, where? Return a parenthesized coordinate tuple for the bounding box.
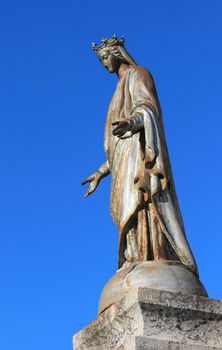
(92, 34, 125, 52)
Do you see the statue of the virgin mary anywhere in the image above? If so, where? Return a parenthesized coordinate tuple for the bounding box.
(82, 35, 207, 313)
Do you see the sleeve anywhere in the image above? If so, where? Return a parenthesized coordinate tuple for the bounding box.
(129, 67, 160, 164)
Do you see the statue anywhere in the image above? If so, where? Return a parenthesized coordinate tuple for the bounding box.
(82, 35, 207, 313)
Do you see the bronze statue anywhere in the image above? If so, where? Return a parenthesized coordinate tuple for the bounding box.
(82, 35, 198, 277)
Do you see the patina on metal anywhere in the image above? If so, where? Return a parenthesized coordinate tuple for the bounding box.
(82, 35, 207, 314)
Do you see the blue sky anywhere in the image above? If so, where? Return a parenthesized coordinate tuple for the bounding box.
(0, 0, 222, 349)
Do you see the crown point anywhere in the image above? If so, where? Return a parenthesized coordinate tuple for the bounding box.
(92, 35, 125, 52)
(92, 42, 98, 51)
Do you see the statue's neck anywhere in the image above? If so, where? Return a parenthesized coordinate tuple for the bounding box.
(117, 63, 132, 79)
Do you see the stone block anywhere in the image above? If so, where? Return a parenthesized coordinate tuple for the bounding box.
(73, 288, 222, 350)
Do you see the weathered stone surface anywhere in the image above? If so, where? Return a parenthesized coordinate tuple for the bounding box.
(118, 337, 222, 349)
(73, 288, 222, 350)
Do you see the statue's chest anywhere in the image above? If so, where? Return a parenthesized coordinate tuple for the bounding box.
(107, 78, 131, 121)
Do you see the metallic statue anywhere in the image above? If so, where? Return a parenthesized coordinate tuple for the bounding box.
(82, 35, 198, 274)
(81, 36, 207, 313)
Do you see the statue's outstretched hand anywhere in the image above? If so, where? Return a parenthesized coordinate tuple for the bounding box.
(112, 119, 133, 138)
(81, 171, 101, 198)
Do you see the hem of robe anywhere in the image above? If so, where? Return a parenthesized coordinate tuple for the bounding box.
(118, 190, 198, 277)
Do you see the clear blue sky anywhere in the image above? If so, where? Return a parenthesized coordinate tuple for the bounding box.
(0, 0, 221, 349)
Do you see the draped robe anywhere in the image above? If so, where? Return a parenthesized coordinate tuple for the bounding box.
(104, 66, 198, 275)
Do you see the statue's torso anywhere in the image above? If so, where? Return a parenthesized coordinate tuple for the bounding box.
(104, 67, 144, 228)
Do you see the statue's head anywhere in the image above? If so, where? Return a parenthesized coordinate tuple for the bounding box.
(92, 35, 137, 73)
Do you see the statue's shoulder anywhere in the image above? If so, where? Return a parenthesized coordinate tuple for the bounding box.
(129, 66, 155, 86)
(132, 65, 150, 73)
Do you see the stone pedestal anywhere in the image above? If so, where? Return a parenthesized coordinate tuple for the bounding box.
(73, 288, 222, 350)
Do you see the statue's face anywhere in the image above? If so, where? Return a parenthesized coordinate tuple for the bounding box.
(97, 49, 120, 73)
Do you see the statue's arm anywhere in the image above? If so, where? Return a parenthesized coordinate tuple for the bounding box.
(128, 114, 144, 133)
(112, 68, 158, 139)
(97, 159, 110, 178)
(112, 115, 144, 138)
(81, 160, 110, 198)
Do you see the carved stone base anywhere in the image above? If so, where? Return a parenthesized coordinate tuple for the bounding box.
(73, 288, 222, 350)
